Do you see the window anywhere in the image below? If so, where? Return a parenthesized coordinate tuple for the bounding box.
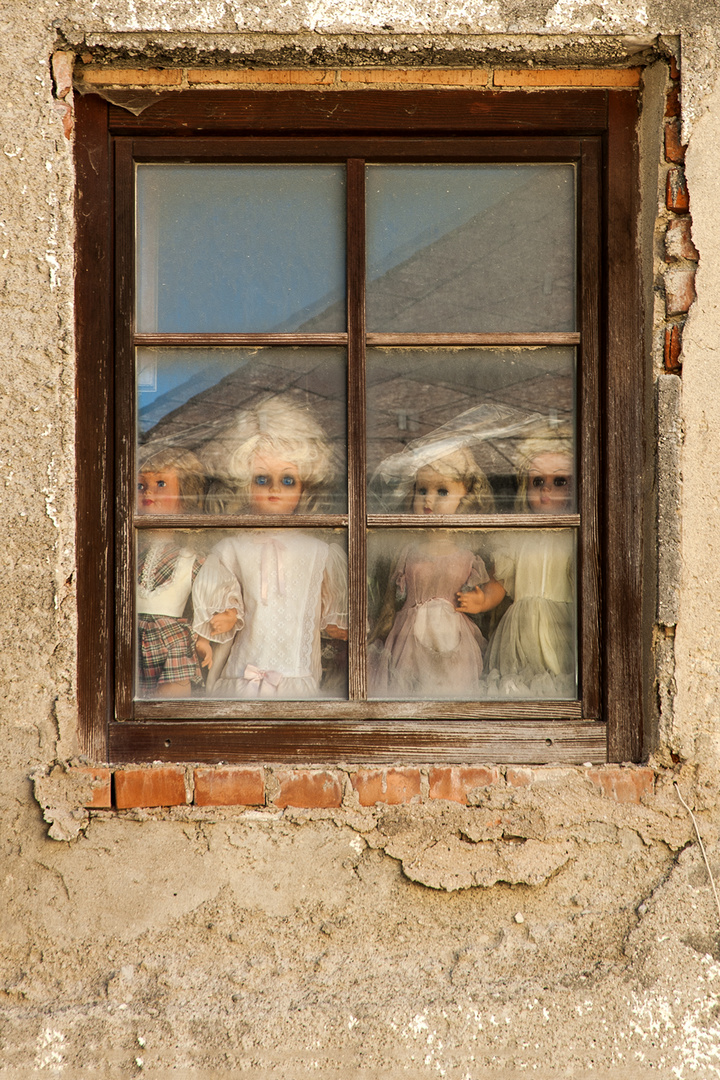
(76, 87, 644, 765)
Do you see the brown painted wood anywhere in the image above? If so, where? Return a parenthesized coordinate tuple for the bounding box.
(347, 158, 367, 700)
(366, 333, 582, 346)
(578, 138, 602, 719)
(109, 719, 605, 764)
(134, 514, 349, 530)
(108, 91, 608, 135)
(75, 94, 112, 761)
(134, 333, 347, 346)
(368, 515, 581, 529)
(605, 92, 643, 762)
(131, 699, 582, 720)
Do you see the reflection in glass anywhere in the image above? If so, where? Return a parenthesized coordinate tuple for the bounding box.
(136, 165, 346, 333)
(366, 164, 575, 333)
(368, 529, 577, 700)
(136, 347, 347, 515)
(135, 529, 348, 701)
(366, 348, 576, 513)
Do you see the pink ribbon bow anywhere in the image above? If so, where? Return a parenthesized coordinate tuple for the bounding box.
(243, 664, 283, 698)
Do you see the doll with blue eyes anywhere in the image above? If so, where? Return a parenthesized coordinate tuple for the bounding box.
(193, 397, 348, 699)
(457, 433, 576, 697)
(136, 445, 212, 698)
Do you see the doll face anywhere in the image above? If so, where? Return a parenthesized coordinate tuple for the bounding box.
(250, 453, 303, 515)
(526, 452, 574, 514)
(412, 466, 467, 515)
(137, 469, 183, 515)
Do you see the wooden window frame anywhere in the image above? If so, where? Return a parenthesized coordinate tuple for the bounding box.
(75, 88, 644, 766)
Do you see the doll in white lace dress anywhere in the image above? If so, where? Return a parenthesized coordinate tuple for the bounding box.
(192, 397, 348, 699)
(457, 433, 576, 698)
(136, 446, 211, 698)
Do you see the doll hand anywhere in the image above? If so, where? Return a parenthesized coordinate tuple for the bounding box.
(324, 623, 348, 641)
(196, 637, 213, 670)
(210, 608, 239, 634)
(456, 586, 486, 614)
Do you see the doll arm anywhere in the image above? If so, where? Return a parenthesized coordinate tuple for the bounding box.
(456, 578, 506, 614)
(192, 543, 245, 643)
(195, 636, 213, 670)
(320, 544, 349, 639)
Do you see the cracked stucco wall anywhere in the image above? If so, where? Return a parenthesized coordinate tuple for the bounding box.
(3, 0, 720, 1076)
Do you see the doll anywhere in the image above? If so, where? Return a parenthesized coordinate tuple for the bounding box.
(136, 445, 212, 698)
(457, 432, 576, 698)
(192, 397, 348, 699)
(369, 447, 499, 699)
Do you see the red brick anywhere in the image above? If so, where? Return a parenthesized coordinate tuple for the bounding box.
(665, 217, 698, 262)
(664, 325, 683, 373)
(587, 767, 654, 804)
(351, 768, 421, 806)
(664, 118, 685, 164)
(340, 68, 488, 86)
(665, 267, 696, 316)
(52, 100, 73, 140)
(428, 766, 499, 803)
(665, 82, 680, 118)
(71, 767, 112, 809)
(78, 67, 182, 86)
(506, 767, 533, 788)
(669, 55, 680, 82)
(115, 767, 187, 809)
(666, 168, 690, 213)
(274, 770, 342, 809)
(194, 767, 264, 806)
(51, 51, 74, 100)
(494, 68, 640, 87)
(188, 68, 335, 85)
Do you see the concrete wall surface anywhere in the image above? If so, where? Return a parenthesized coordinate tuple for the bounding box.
(3, 0, 720, 1076)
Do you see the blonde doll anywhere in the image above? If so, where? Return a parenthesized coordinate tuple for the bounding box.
(369, 447, 498, 699)
(192, 397, 348, 699)
(136, 445, 212, 698)
(457, 432, 576, 698)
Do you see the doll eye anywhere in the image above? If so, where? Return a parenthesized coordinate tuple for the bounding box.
(416, 487, 428, 496)
(531, 476, 545, 488)
(137, 482, 146, 493)
(438, 487, 449, 497)
(253, 474, 269, 486)
(281, 475, 296, 487)
(156, 479, 166, 488)
(553, 476, 569, 488)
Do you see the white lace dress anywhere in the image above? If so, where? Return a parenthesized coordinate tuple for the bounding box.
(192, 532, 348, 699)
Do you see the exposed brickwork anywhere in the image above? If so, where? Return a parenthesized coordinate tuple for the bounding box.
(71, 767, 112, 809)
(587, 767, 654, 804)
(115, 766, 188, 809)
(665, 268, 697, 317)
(666, 167, 690, 213)
(506, 767, 533, 788)
(665, 217, 699, 262)
(664, 118, 685, 164)
(664, 325, 683, 373)
(351, 768, 421, 806)
(274, 770, 343, 809)
(194, 767, 265, 806)
(188, 68, 334, 85)
(494, 68, 640, 87)
(428, 766, 499, 803)
(78, 67, 183, 86)
(340, 68, 488, 85)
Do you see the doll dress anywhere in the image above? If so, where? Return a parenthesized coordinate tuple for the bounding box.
(193, 532, 348, 700)
(369, 543, 489, 699)
(136, 538, 204, 696)
(482, 530, 576, 699)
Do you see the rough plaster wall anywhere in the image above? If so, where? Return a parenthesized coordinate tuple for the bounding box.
(3, 0, 720, 1076)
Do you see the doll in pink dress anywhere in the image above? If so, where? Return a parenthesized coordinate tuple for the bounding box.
(192, 397, 348, 700)
(457, 433, 576, 698)
(369, 447, 498, 700)
(136, 446, 212, 698)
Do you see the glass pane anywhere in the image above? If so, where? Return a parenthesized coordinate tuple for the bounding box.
(366, 164, 575, 333)
(136, 528, 348, 701)
(136, 165, 346, 333)
(136, 347, 347, 514)
(367, 347, 575, 514)
(368, 528, 577, 700)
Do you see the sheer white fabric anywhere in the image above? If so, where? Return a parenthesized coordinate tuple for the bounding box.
(193, 532, 347, 699)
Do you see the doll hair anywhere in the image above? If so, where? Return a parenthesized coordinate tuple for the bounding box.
(201, 394, 339, 514)
(405, 447, 496, 514)
(513, 430, 574, 513)
(137, 444, 206, 512)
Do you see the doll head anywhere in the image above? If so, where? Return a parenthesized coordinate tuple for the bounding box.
(137, 445, 206, 515)
(202, 395, 338, 515)
(514, 433, 574, 514)
(409, 447, 495, 515)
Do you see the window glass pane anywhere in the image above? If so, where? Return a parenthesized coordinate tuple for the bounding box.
(366, 165, 576, 333)
(136, 347, 347, 514)
(368, 528, 577, 700)
(136, 165, 346, 333)
(367, 347, 575, 513)
(136, 528, 348, 701)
